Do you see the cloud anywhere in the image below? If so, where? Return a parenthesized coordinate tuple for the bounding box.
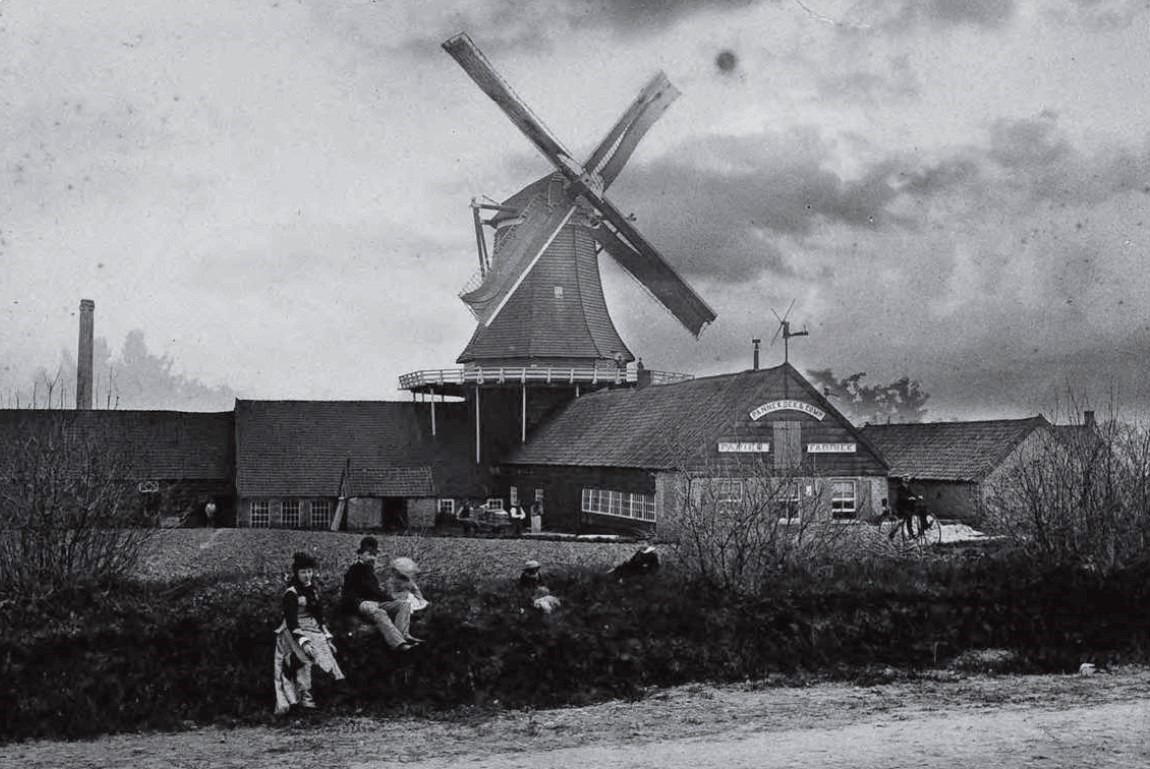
(1043, 0, 1148, 30)
(609, 128, 916, 282)
(846, 0, 1017, 32)
(815, 55, 921, 105)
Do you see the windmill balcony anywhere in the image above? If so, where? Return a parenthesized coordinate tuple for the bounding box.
(398, 365, 693, 393)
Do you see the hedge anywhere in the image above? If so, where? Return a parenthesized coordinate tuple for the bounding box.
(2, 555, 1149, 743)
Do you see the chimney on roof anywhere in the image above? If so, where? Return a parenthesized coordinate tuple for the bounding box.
(76, 299, 95, 410)
(1084, 410, 1096, 428)
(752, 338, 761, 371)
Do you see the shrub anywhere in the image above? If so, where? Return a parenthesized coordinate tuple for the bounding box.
(0, 416, 155, 598)
(3, 553, 1150, 744)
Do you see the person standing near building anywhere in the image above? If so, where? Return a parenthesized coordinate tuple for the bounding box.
(509, 501, 527, 535)
(530, 498, 543, 534)
(340, 537, 419, 652)
(892, 478, 918, 539)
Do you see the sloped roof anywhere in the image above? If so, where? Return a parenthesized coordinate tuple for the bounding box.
(0, 409, 233, 479)
(234, 400, 485, 498)
(506, 363, 888, 472)
(860, 416, 1050, 482)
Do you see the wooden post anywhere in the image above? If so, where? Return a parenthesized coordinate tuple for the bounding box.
(475, 386, 481, 465)
(431, 388, 437, 437)
(521, 384, 527, 443)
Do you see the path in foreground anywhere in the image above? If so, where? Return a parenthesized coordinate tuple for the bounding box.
(4, 669, 1149, 769)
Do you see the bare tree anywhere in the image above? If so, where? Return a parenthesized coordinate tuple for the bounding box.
(981, 394, 1150, 574)
(0, 415, 156, 596)
(665, 450, 893, 594)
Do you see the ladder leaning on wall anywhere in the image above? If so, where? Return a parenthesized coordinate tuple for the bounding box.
(329, 458, 351, 532)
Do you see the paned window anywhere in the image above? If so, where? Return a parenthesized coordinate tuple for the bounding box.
(309, 499, 332, 529)
(581, 488, 657, 522)
(773, 482, 802, 522)
(250, 500, 270, 528)
(281, 499, 300, 528)
(486, 497, 505, 511)
(509, 486, 519, 506)
(831, 480, 857, 519)
(437, 498, 455, 516)
(714, 479, 744, 503)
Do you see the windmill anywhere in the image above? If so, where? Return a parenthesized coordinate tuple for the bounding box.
(442, 33, 716, 368)
(769, 299, 808, 366)
(399, 34, 717, 468)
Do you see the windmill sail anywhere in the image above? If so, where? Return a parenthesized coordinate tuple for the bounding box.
(585, 72, 680, 188)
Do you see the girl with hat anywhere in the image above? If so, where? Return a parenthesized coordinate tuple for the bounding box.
(273, 552, 345, 715)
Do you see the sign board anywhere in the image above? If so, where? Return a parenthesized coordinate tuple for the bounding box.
(807, 443, 856, 453)
(717, 441, 771, 453)
(749, 400, 826, 421)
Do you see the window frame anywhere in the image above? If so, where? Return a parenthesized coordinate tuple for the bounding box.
(830, 479, 857, 520)
(581, 487, 657, 522)
(437, 498, 456, 516)
(249, 499, 270, 528)
(485, 497, 505, 512)
(309, 499, 333, 529)
(281, 499, 300, 528)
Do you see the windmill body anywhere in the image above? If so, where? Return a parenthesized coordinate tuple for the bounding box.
(457, 174, 633, 368)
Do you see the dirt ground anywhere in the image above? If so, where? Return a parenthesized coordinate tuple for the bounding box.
(4, 668, 1148, 769)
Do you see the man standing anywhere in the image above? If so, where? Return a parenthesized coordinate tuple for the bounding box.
(341, 537, 419, 652)
(508, 501, 527, 535)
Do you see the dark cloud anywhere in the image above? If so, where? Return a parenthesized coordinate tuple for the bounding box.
(603, 129, 918, 283)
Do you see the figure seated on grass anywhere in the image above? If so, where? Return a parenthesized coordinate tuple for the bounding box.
(340, 537, 424, 653)
(519, 559, 544, 590)
(609, 545, 660, 578)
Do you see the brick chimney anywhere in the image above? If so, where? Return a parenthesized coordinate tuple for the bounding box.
(752, 338, 761, 371)
(76, 299, 94, 410)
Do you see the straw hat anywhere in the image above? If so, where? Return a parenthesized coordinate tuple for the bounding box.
(391, 556, 419, 576)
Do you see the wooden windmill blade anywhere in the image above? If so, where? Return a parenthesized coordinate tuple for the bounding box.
(588, 195, 716, 337)
(442, 34, 582, 178)
(460, 198, 579, 324)
(584, 71, 680, 188)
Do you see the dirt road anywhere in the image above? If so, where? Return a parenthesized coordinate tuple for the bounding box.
(4, 669, 1148, 769)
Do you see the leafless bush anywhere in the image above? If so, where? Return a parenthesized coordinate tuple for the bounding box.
(0, 416, 155, 596)
(667, 455, 892, 593)
(982, 396, 1150, 574)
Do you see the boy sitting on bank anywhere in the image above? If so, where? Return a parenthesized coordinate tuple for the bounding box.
(341, 537, 424, 652)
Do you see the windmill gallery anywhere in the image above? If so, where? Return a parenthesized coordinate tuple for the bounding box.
(9, 33, 1011, 538)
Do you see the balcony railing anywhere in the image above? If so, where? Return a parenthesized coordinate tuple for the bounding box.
(398, 366, 693, 390)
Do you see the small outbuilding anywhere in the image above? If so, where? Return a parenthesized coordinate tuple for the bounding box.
(860, 416, 1052, 523)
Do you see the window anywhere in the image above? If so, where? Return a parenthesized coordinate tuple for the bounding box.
(486, 497, 505, 511)
(581, 488, 656, 522)
(773, 421, 803, 469)
(772, 482, 801, 522)
(250, 500, 270, 528)
(437, 498, 455, 516)
(509, 486, 519, 506)
(534, 488, 544, 502)
(282, 499, 300, 528)
(310, 499, 332, 529)
(831, 480, 857, 520)
(714, 479, 744, 503)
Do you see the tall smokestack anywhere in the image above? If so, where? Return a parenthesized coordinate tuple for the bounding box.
(76, 299, 94, 410)
(752, 338, 761, 371)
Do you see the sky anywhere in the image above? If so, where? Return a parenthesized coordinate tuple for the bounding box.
(2, 0, 1149, 420)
